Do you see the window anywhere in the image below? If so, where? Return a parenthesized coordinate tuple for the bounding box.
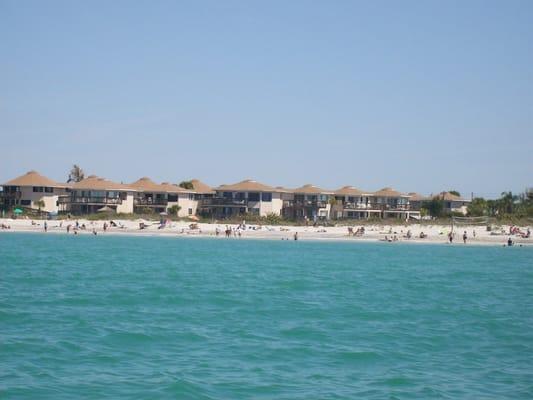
(261, 192, 272, 202)
(235, 192, 245, 201)
(45, 187, 53, 193)
(21, 199, 31, 206)
(33, 187, 44, 192)
(168, 194, 178, 202)
(188, 193, 194, 200)
(248, 192, 260, 202)
(188, 208, 193, 215)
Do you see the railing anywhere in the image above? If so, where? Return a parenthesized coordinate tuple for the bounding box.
(59, 196, 123, 205)
(342, 203, 410, 211)
(292, 201, 328, 208)
(1, 192, 22, 199)
(134, 198, 168, 206)
(203, 198, 247, 207)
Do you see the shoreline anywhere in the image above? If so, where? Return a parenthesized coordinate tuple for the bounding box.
(1, 218, 531, 247)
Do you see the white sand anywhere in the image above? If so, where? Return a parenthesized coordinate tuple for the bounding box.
(1, 217, 531, 247)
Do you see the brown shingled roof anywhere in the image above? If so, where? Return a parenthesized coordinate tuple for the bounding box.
(292, 184, 333, 195)
(434, 192, 469, 202)
(71, 176, 136, 191)
(334, 186, 370, 196)
(129, 177, 190, 193)
(373, 187, 409, 197)
(408, 192, 430, 201)
(190, 179, 215, 194)
(215, 179, 277, 192)
(3, 170, 67, 188)
(130, 177, 163, 192)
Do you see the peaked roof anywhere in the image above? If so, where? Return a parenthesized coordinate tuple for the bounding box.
(3, 170, 67, 188)
(274, 186, 293, 194)
(434, 191, 470, 202)
(160, 182, 193, 193)
(373, 187, 409, 197)
(407, 192, 429, 201)
(129, 177, 190, 193)
(292, 184, 333, 195)
(334, 186, 368, 196)
(215, 179, 277, 192)
(130, 177, 163, 192)
(190, 179, 215, 194)
(71, 175, 136, 191)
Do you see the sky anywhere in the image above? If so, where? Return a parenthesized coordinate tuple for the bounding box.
(1, 0, 532, 198)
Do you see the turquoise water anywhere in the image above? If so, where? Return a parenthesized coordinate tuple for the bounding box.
(1, 233, 532, 399)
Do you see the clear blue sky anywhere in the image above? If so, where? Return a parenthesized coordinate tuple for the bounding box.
(1, 0, 532, 198)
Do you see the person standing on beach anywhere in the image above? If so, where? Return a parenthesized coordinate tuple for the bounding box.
(463, 231, 467, 244)
(103, 222, 108, 232)
(448, 231, 453, 244)
(44, 221, 48, 233)
(294, 232, 298, 241)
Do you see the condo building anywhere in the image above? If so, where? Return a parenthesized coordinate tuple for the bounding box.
(62, 175, 137, 214)
(1, 171, 69, 214)
(434, 192, 471, 215)
(129, 177, 197, 217)
(283, 184, 333, 220)
(201, 180, 284, 218)
(1, 170, 429, 220)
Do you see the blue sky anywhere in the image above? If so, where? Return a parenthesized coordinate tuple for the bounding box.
(1, 0, 532, 198)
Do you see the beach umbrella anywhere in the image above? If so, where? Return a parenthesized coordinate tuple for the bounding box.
(97, 206, 114, 213)
(13, 208, 23, 214)
(188, 215, 199, 221)
(159, 211, 168, 216)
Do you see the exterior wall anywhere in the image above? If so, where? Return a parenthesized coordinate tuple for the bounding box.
(2, 186, 68, 213)
(447, 201, 469, 215)
(176, 193, 198, 217)
(269, 193, 283, 216)
(116, 193, 135, 213)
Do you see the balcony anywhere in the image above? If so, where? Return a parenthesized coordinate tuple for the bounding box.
(203, 198, 247, 207)
(59, 196, 123, 205)
(342, 202, 410, 211)
(134, 198, 168, 206)
(292, 201, 328, 208)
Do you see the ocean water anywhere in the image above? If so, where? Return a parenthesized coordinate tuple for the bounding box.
(1, 233, 532, 399)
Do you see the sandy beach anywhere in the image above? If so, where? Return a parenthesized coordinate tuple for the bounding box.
(1, 218, 531, 247)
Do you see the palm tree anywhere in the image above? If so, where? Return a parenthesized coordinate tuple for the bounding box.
(168, 205, 181, 216)
(178, 181, 194, 190)
(68, 165, 85, 183)
(35, 200, 45, 213)
(499, 191, 516, 215)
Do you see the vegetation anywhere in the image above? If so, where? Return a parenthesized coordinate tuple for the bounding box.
(467, 190, 533, 219)
(422, 198, 445, 218)
(168, 205, 181, 216)
(448, 190, 461, 197)
(35, 200, 45, 212)
(67, 165, 85, 183)
(178, 181, 194, 190)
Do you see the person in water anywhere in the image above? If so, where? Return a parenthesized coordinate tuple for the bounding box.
(507, 237, 513, 246)
(294, 232, 298, 241)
